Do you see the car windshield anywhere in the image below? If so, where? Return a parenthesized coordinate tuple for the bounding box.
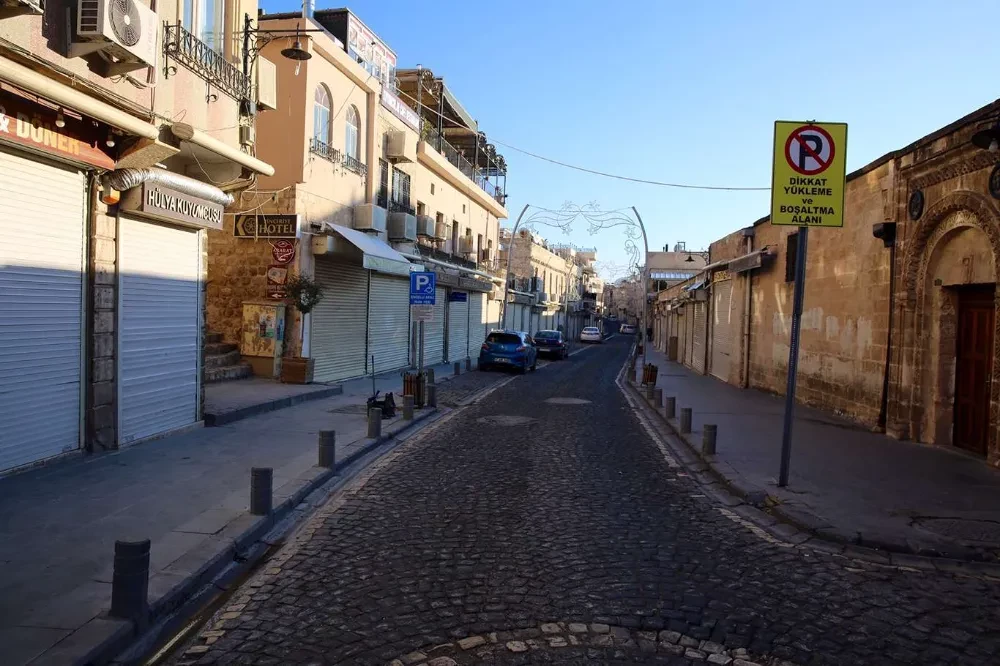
(486, 333, 521, 345)
(535, 331, 560, 339)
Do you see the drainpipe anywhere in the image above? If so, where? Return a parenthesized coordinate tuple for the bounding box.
(742, 231, 754, 388)
(874, 222, 898, 429)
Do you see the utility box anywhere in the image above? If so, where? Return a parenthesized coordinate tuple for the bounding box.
(241, 301, 286, 379)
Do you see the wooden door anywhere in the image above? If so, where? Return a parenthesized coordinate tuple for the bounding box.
(954, 286, 995, 455)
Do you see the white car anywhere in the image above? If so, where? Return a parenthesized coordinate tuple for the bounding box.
(620, 323, 636, 335)
(580, 326, 603, 343)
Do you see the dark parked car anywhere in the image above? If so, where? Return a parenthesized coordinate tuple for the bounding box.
(479, 330, 538, 374)
(533, 329, 568, 359)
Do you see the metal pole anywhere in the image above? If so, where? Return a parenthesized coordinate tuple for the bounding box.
(631, 207, 650, 371)
(418, 320, 425, 373)
(500, 204, 530, 329)
(778, 227, 809, 487)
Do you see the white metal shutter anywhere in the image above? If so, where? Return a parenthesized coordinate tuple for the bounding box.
(368, 273, 410, 373)
(446, 291, 469, 362)
(312, 259, 368, 382)
(119, 218, 200, 444)
(424, 286, 446, 364)
(711, 280, 734, 382)
(692, 301, 708, 374)
(0, 149, 84, 472)
(467, 292, 485, 357)
(486, 298, 501, 333)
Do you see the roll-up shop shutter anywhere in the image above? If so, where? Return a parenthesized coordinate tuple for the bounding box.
(0, 148, 85, 472)
(368, 273, 410, 374)
(312, 259, 368, 382)
(684, 304, 694, 368)
(467, 292, 485, 356)
(692, 300, 708, 374)
(710, 279, 734, 382)
(424, 286, 447, 364)
(446, 290, 469, 362)
(119, 218, 199, 444)
(486, 298, 501, 333)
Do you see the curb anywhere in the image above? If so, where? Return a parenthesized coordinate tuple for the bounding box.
(82, 407, 441, 666)
(204, 385, 344, 427)
(621, 356, 1000, 578)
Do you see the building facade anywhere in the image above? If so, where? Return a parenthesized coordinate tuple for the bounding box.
(205, 8, 508, 385)
(0, 0, 273, 473)
(653, 99, 1000, 467)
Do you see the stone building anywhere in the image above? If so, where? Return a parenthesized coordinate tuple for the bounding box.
(498, 229, 584, 334)
(653, 99, 1000, 467)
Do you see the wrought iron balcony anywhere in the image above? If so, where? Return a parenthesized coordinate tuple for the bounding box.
(388, 200, 415, 215)
(423, 127, 505, 202)
(342, 154, 368, 177)
(310, 138, 342, 165)
(163, 22, 249, 101)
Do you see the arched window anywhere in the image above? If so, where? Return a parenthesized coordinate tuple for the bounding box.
(345, 105, 361, 160)
(313, 85, 332, 145)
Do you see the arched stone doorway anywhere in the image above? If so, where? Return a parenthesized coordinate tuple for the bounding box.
(896, 191, 1000, 463)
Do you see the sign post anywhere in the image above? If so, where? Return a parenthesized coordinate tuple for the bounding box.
(770, 121, 847, 487)
(409, 272, 436, 373)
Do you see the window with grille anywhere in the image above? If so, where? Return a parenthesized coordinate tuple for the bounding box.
(391, 169, 411, 207)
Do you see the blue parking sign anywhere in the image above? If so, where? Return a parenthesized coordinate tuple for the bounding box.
(409, 271, 436, 305)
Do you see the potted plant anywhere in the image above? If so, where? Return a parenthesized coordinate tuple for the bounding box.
(280, 274, 323, 384)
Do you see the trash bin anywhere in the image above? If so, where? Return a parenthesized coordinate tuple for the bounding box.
(641, 363, 658, 386)
(403, 371, 425, 407)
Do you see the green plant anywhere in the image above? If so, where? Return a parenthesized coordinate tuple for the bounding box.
(285, 274, 323, 314)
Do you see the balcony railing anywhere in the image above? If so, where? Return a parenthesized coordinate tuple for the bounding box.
(343, 154, 368, 177)
(376, 189, 389, 209)
(423, 127, 505, 202)
(388, 200, 415, 215)
(310, 138, 342, 164)
(163, 22, 249, 101)
(417, 245, 477, 271)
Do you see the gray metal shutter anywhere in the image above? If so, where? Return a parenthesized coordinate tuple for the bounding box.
(0, 148, 84, 472)
(312, 259, 368, 382)
(119, 218, 200, 444)
(684, 305, 693, 367)
(424, 286, 446, 364)
(486, 298, 501, 333)
(446, 290, 469, 362)
(467, 292, 485, 356)
(368, 273, 410, 374)
(711, 280, 734, 382)
(692, 301, 708, 374)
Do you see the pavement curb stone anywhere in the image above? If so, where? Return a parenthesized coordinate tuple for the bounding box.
(621, 352, 1000, 578)
(204, 385, 344, 426)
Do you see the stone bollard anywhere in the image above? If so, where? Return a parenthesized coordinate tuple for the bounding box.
(653, 387, 663, 407)
(665, 396, 676, 419)
(702, 424, 717, 456)
(427, 384, 437, 408)
(454, 361, 461, 376)
(110, 539, 150, 622)
(402, 394, 414, 420)
(680, 408, 692, 434)
(465, 357, 472, 371)
(250, 467, 272, 516)
(426, 368, 435, 384)
(367, 407, 383, 438)
(318, 430, 336, 468)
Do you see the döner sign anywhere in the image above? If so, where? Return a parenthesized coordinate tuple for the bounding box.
(120, 183, 224, 230)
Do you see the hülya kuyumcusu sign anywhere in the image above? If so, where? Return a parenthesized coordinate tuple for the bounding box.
(770, 121, 847, 227)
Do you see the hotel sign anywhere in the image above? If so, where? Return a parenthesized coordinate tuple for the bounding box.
(380, 88, 420, 131)
(233, 214, 298, 238)
(120, 183, 223, 230)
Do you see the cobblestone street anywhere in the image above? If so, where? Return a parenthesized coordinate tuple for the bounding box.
(174, 338, 1000, 665)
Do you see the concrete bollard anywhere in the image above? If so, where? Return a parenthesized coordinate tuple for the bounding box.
(367, 407, 382, 438)
(402, 394, 414, 420)
(465, 357, 472, 371)
(645, 385, 655, 401)
(680, 408, 692, 434)
(653, 387, 663, 407)
(250, 467, 273, 515)
(665, 396, 676, 419)
(426, 368, 435, 384)
(453, 361, 461, 376)
(427, 383, 437, 408)
(702, 424, 717, 456)
(110, 539, 150, 621)
(318, 430, 336, 468)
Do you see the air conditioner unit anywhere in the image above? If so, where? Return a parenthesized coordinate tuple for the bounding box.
(416, 215, 435, 238)
(353, 203, 387, 233)
(388, 212, 417, 242)
(0, 0, 43, 14)
(386, 129, 416, 163)
(458, 236, 475, 255)
(239, 125, 255, 147)
(72, 0, 158, 71)
(256, 57, 277, 111)
(433, 221, 448, 241)
(536, 292, 548, 303)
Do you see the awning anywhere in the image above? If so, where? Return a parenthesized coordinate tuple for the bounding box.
(324, 224, 414, 277)
(684, 278, 707, 292)
(169, 123, 274, 176)
(729, 248, 773, 273)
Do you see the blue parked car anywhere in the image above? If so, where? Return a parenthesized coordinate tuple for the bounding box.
(479, 330, 538, 374)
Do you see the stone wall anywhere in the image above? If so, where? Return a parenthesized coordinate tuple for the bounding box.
(89, 191, 116, 451)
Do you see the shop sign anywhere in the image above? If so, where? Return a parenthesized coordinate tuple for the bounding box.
(0, 89, 114, 169)
(271, 239, 296, 264)
(120, 183, 223, 230)
(234, 214, 298, 238)
(380, 88, 420, 131)
(266, 264, 288, 299)
(449, 291, 468, 303)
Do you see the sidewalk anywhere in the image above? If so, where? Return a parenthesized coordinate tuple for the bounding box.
(0, 361, 485, 666)
(642, 346, 1000, 561)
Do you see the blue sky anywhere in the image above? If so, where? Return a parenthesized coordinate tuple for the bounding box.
(264, 0, 1000, 277)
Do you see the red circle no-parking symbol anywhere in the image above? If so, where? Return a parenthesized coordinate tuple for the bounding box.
(784, 125, 835, 175)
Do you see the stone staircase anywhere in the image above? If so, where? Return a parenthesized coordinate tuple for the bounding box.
(204, 332, 253, 383)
